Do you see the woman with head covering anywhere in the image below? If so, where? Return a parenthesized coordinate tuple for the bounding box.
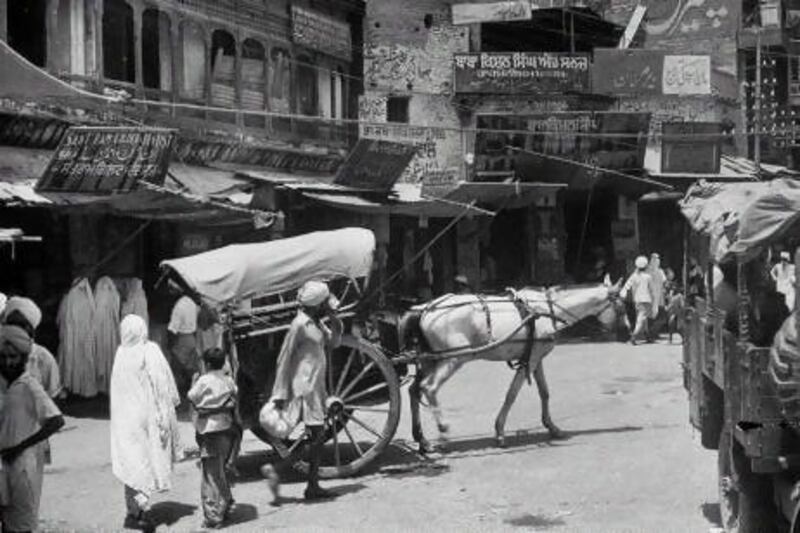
(3, 296, 63, 400)
(261, 280, 343, 502)
(110, 315, 182, 531)
(0, 325, 64, 533)
(620, 256, 655, 345)
(647, 253, 668, 337)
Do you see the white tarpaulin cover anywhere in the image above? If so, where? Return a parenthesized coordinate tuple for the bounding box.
(161, 228, 375, 305)
(729, 179, 800, 262)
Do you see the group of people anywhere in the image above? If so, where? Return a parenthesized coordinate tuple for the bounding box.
(620, 253, 680, 345)
(0, 277, 344, 532)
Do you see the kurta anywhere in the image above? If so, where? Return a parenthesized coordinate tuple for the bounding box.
(0, 372, 61, 531)
(110, 337, 181, 496)
(271, 311, 341, 426)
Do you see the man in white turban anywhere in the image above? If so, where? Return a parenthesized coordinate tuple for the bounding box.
(3, 296, 63, 400)
(0, 325, 64, 532)
(620, 256, 655, 345)
(262, 280, 342, 501)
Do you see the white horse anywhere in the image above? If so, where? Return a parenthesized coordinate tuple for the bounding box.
(399, 279, 625, 453)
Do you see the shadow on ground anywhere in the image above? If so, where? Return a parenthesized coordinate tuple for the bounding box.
(504, 513, 566, 529)
(148, 501, 197, 527)
(60, 395, 109, 420)
(702, 502, 722, 527)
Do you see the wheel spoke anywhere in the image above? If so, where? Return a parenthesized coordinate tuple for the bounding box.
(349, 414, 383, 440)
(344, 381, 388, 404)
(331, 419, 341, 467)
(347, 405, 390, 413)
(340, 360, 376, 399)
(335, 349, 356, 395)
(343, 421, 364, 457)
(287, 435, 305, 455)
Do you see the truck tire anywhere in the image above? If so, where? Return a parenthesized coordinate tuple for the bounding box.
(718, 428, 777, 533)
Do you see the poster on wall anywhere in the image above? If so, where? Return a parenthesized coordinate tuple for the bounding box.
(453, 52, 590, 94)
(291, 6, 352, 60)
(451, 1, 532, 25)
(36, 127, 176, 193)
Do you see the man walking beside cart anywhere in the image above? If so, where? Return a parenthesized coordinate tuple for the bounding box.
(263, 280, 343, 501)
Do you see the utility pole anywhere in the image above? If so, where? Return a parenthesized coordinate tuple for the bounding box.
(755, 25, 762, 175)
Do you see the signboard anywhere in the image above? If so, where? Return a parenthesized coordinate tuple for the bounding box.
(291, 6, 352, 61)
(454, 52, 590, 94)
(661, 122, 721, 174)
(662, 55, 710, 95)
(592, 49, 711, 95)
(173, 140, 342, 174)
(420, 169, 460, 198)
(451, 1, 532, 25)
(37, 127, 176, 193)
(333, 140, 417, 192)
(474, 112, 651, 185)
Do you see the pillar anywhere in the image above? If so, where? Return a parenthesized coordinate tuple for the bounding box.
(234, 34, 243, 127)
(46, 0, 59, 71)
(0, 0, 7, 41)
(95, 0, 104, 90)
(132, 0, 143, 94)
(169, 12, 180, 107)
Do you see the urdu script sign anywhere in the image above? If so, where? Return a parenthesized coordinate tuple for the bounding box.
(36, 127, 176, 193)
(453, 52, 590, 94)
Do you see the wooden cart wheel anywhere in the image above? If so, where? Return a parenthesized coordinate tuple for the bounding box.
(718, 426, 777, 533)
(293, 334, 401, 479)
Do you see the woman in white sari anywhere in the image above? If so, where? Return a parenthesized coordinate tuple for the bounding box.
(110, 315, 182, 531)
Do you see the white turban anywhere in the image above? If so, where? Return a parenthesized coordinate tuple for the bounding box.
(635, 256, 648, 270)
(297, 281, 330, 307)
(4, 296, 42, 330)
(0, 292, 6, 317)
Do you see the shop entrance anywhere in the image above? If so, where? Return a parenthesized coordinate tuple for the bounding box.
(563, 188, 616, 283)
(482, 207, 531, 290)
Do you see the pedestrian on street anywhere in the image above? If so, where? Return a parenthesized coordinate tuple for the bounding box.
(647, 253, 668, 337)
(621, 256, 655, 345)
(771, 251, 796, 311)
(167, 285, 200, 399)
(2, 297, 64, 401)
(188, 348, 239, 529)
(0, 325, 64, 533)
(262, 280, 343, 502)
(454, 274, 472, 294)
(110, 315, 182, 533)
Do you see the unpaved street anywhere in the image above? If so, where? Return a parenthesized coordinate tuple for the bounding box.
(39, 340, 718, 532)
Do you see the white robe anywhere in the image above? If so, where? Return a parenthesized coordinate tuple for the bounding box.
(110, 317, 181, 496)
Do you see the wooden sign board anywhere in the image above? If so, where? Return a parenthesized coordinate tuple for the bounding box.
(333, 139, 418, 193)
(454, 52, 590, 94)
(420, 169, 460, 198)
(36, 127, 176, 193)
(661, 122, 721, 174)
(593, 49, 711, 95)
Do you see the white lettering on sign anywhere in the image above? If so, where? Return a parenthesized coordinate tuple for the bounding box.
(662, 55, 711, 95)
(451, 1, 532, 25)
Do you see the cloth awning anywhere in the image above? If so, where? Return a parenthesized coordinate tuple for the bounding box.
(679, 179, 799, 263)
(0, 147, 266, 225)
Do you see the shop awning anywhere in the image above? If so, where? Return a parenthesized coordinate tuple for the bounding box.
(438, 181, 565, 209)
(0, 147, 269, 225)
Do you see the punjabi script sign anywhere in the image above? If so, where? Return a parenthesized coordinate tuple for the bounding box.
(454, 52, 590, 94)
(37, 127, 176, 193)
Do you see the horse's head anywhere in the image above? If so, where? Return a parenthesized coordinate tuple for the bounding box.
(599, 276, 630, 339)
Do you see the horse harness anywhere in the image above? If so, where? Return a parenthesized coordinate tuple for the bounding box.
(505, 289, 542, 383)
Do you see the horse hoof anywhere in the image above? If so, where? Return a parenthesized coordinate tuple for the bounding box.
(418, 440, 434, 455)
(548, 428, 567, 440)
(495, 436, 506, 448)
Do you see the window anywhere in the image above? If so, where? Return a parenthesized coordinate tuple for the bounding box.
(295, 55, 318, 116)
(790, 57, 800, 103)
(269, 47, 291, 113)
(7, 0, 47, 67)
(387, 96, 410, 123)
(242, 39, 266, 126)
(102, 0, 135, 83)
(210, 29, 236, 107)
(142, 8, 172, 92)
(180, 21, 206, 100)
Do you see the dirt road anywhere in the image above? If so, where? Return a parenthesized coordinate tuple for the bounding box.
(38, 340, 719, 532)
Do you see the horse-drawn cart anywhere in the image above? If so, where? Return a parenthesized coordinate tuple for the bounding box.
(160, 226, 625, 479)
(161, 227, 405, 479)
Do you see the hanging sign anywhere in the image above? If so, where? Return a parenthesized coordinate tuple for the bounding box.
(662, 55, 711, 95)
(333, 139, 418, 192)
(454, 52, 590, 94)
(592, 49, 711, 95)
(36, 127, 176, 193)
